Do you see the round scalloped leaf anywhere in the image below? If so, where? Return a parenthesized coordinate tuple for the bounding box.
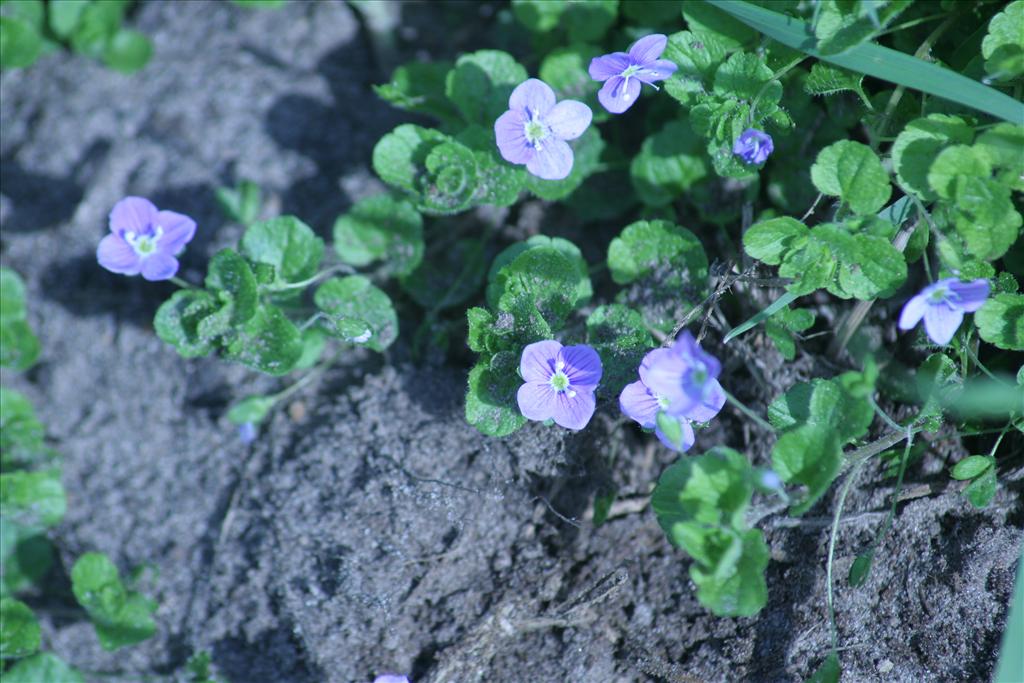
(0, 598, 40, 659)
(332, 194, 423, 276)
(630, 120, 709, 207)
(926, 145, 991, 201)
(976, 292, 1024, 351)
(981, 1, 1024, 83)
(810, 140, 891, 215)
(445, 50, 528, 126)
(891, 115, 973, 201)
(240, 216, 324, 287)
(314, 276, 398, 352)
(465, 355, 527, 437)
(3, 654, 84, 683)
(222, 304, 303, 375)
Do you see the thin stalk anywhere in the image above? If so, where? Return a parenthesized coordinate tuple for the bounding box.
(169, 276, 193, 289)
(273, 264, 356, 291)
(723, 389, 775, 433)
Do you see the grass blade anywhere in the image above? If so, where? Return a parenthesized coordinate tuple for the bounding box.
(724, 290, 797, 344)
(705, 0, 1024, 124)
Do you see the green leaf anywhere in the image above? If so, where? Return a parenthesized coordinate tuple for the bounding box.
(3, 653, 84, 683)
(723, 290, 799, 344)
(768, 375, 873, 443)
(1, 526, 53, 596)
(240, 216, 324, 287)
(807, 653, 841, 683)
(496, 246, 585, 334)
(373, 60, 461, 124)
(812, 224, 907, 300)
(771, 423, 842, 516)
(976, 293, 1024, 351)
(71, 553, 157, 650)
(973, 123, 1024, 191)
(804, 62, 864, 96)
(705, 0, 1024, 124)
(565, 0, 618, 43)
(511, 0, 565, 32)
(652, 447, 754, 536)
(222, 304, 303, 375)
(525, 125, 605, 201)
(445, 50, 528, 127)
(586, 304, 654, 398)
(927, 145, 991, 201)
(848, 552, 872, 587)
(810, 140, 891, 214)
(630, 120, 709, 207)
(465, 356, 527, 437)
(981, 1, 1024, 83)
(69, 0, 125, 59)
(963, 466, 998, 508)
(622, 0, 683, 25)
(0, 267, 28, 323)
(713, 51, 775, 100)
(539, 44, 602, 116)
(102, 29, 152, 72)
(743, 217, 809, 265)
(656, 411, 686, 450)
(215, 179, 262, 226)
(663, 30, 730, 107)
(0, 469, 66, 531)
(950, 177, 1022, 262)
(688, 528, 769, 617)
(0, 16, 41, 69)
(401, 238, 486, 312)
(332, 194, 423, 276)
(466, 307, 495, 354)
(891, 115, 973, 201)
(813, 0, 909, 55)
(226, 395, 277, 426)
(0, 388, 48, 469)
(49, 0, 87, 37)
(951, 455, 995, 481)
(455, 125, 527, 207)
(486, 235, 591, 310)
(764, 305, 815, 360)
(0, 319, 40, 371)
(154, 289, 220, 358)
(295, 327, 326, 370)
(372, 124, 447, 195)
(0, 597, 39, 659)
(314, 276, 398, 352)
(205, 249, 259, 324)
(420, 139, 481, 214)
(682, 0, 757, 49)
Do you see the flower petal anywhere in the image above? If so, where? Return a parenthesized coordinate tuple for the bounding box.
(637, 59, 678, 84)
(509, 78, 556, 117)
(525, 137, 574, 181)
(681, 378, 725, 423)
(550, 389, 596, 430)
(140, 253, 179, 281)
(923, 304, 964, 345)
(517, 381, 558, 422)
(948, 278, 990, 312)
(641, 348, 698, 414)
(109, 196, 157, 234)
(495, 109, 534, 165)
(638, 348, 684, 387)
(628, 34, 668, 64)
(559, 344, 602, 390)
(97, 234, 142, 275)
(545, 100, 592, 141)
(619, 380, 659, 427)
(155, 210, 197, 255)
(520, 339, 562, 382)
(655, 418, 695, 452)
(597, 76, 642, 114)
(588, 52, 630, 81)
(675, 331, 721, 380)
(898, 293, 928, 330)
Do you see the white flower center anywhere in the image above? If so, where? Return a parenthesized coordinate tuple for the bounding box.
(523, 109, 549, 150)
(125, 225, 164, 259)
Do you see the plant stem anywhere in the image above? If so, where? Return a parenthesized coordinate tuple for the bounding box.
(274, 264, 356, 291)
(723, 389, 775, 433)
(169, 276, 193, 289)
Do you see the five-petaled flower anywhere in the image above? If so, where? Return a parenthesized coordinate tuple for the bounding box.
(733, 128, 774, 165)
(588, 34, 677, 114)
(619, 336, 725, 452)
(898, 277, 990, 346)
(495, 79, 592, 181)
(97, 197, 196, 281)
(516, 340, 602, 430)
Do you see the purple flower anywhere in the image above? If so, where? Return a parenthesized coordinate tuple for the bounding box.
(618, 339, 725, 452)
(238, 422, 257, 444)
(97, 197, 196, 281)
(373, 676, 410, 683)
(641, 332, 725, 418)
(733, 129, 774, 165)
(494, 78, 593, 181)
(898, 277, 990, 346)
(516, 340, 602, 430)
(588, 34, 677, 114)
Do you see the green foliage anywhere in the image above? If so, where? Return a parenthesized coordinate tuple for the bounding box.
(951, 455, 998, 509)
(744, 216, 906, 299)
(804, 63, 865, 97)
(154, 289, 220, 359)
(486, 236, 591, 310)
(976, 293, 1024, 351)
(465, 357, 527, 437)
(608, 220, 709, 332)
(981, 1, 1024, 83)
(0, 597, 40, 659)
(221, 303, 303, 375)
(630, 120, 709, 207)
(764, 305, 814, 360)
(226, 395, 277, 426)
(240, 217, 324, 288)
(71, 552, 157, 650)
(892, 115, 973, 202)
(812, 0, 910, 56)
(768, 370, 874, 515)
(314, 276, 398, 352)
(402, 238, 487, 312)
(446, 49, 528, 127)
(652, 448, 769, 616)
(374, 60, 460, 125)
(585, 304, 653, 398)
(512, 0, 619, 42)
(333, 194, 424, 276)
(0, 268, 40, 372)
(3, 653, 84, 683)
(0, 469, 66, 532)
(215, 179, 263, 226)
(810, 140, 891, 215)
